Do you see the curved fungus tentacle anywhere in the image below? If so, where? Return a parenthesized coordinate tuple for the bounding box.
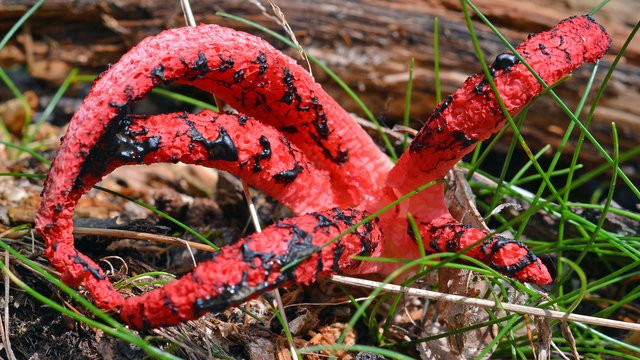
(78, 110, 343, 214)
(120, 208, 382, 329)
(387, 15, 611, 194)
(48, 23, 393, 209)
(416, 214, 551, 285)
(35, 15, 611, 329)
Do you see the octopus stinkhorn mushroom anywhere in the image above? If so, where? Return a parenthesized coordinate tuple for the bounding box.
(35, 15, 611, 329)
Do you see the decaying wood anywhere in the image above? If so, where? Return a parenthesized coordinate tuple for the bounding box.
(1, 0, 639, 191)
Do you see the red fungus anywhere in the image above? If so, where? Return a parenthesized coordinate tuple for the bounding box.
(35, 15, 610, 329)
(388, 15, 611, 192)
(49, 23, 393, 208)
(378, 15, 610, 285)
(417, 214, 551, 285)
(80, 110, 342, 214)
(119, 208, 381, 329)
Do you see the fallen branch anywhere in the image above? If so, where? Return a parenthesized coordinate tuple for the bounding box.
(330, 274, 640, 332)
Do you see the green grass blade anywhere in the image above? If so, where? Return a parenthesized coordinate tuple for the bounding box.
(0, 141, 50, 165)
(433, 17, 441, 103)
(0, 235, 180, 359)
(23, 68, 79, 147)
(402, 58, 415, 151)
(300, 344, 414, 360)
(94, 185, 219, 250)
(0, 0, 45, 51)
(0, 67, 32, 138)
(151, 87, 219, 112)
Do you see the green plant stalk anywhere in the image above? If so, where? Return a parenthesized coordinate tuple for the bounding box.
(574, 321, 640, 355)
(557, 124, 620, 285)
(0, 0, 45, 51)
(271, 302, 300, 359)
(121, 271, 177, 282)
(521, 242, 634, 257)
(546, 267, 640, 314)
(402, 58, 415, 151)
(559, 257, 588, 313)
(596, 283, 640, 319)
(73, 74, 99, 82)
(589, 0, 611, 15)
(333, 283, 373, 339)
(557, 67, 601, 155)
(0, 172, 43, 179)
(506, 196, 638, 260)
(465, 118, 510, 179)
(300, 344, 414, 360)
(23, 68, 79, 147)
(468, 137, 484, 168)
(549, 61, 599, 294)
(509, 144, 550, 184)
(94, 185, 218, 250)
(0, 67, 32, 140)
(368, 292, 391, 343)
(114, 271, 177, 289)
(478, 280, 529, 359)
(434, 17, 441, 103)
(562, 147, 639, 193)
(393, 314, 514, 348)
(477, 305, 527, 359)
(0, 237, 180, 359)
(380, 290, 403, 341)
(513, 165, 583, 186)
(554, 20, 640, 290)
(572, 349, 640, 360)
(565, 201, 640, 222)
(406, 212, 426, 267)
(151, 88, 219, 112)
(0, 141, 50, 165)
(487, 115, 527, 210)
(498, 184, 640, 259)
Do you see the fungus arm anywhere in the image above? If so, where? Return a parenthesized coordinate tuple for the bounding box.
(416, 214, 551, 284)
(388, 15, 611, 193)
(35, 110, 349, 309)
(381, 15, 610, 285)
(119, 208, 382, 330)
